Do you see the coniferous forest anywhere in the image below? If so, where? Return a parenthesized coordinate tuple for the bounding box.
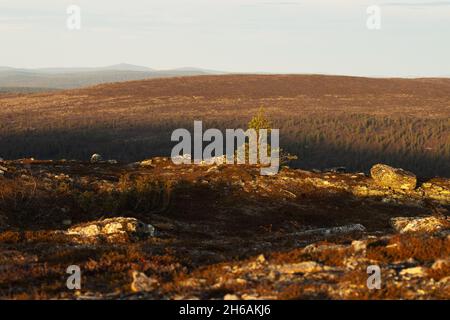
(0, 75, 449, 177)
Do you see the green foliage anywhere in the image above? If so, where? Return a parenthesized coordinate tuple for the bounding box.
(248, 107, 272, 136)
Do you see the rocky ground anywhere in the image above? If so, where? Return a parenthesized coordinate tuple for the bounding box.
(0, 158, 449, 299)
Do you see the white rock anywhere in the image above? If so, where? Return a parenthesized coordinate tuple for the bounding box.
(90, 153, 103, 163)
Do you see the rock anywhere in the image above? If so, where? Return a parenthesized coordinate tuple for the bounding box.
(202, 155, 226, 165)
(400, 266, 427, 277)
(302, 243, 346, 254)
(179, 278, 206, 288)
(130, 271, 159, 292)
(370, 164, 417, 190)
(90, 153, 103, 163)
(351, 240, 367, 253)
(171, 154, 191, 163)
(206, 165, 219, 173)
(275, 261, 324, 274)
(224, 294, 240, 300)
(326, 167, 346, 173)
(256, 254, 266, 264)
(431, 258, 450, 271)
(140, 159, 153, 166)
(438, 276, 450, 286)
(422, 178, 450, 204)
(390, 216, 450, 234)
(67, 217, 155, 240)
(285, 224, 366, 239)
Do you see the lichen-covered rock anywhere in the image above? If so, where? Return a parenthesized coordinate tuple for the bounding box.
(390, 216, 450, 234)
(422, 178, 450, 204)
(67, 217, 155, 242)
(370, 164, 417, 190)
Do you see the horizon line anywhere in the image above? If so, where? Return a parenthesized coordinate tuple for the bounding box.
(1, 64, 449, 80)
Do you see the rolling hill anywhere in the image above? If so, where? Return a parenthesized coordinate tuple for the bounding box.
(0, 74, 449, 177)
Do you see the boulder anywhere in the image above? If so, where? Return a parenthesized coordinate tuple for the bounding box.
(390, 216, 450, 234)
(370, 164, 417, 190)
(67, 217, 155, 241)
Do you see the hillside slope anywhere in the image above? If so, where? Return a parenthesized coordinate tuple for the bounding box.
(0, 74, 449, 177)
(0, 158, 449, 299)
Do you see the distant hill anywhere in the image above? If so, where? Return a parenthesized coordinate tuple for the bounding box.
(0, 64, 226, 91)
(33, 63, 156, 74)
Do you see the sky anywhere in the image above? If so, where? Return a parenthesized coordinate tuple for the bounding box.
(1, 0, 450, 77)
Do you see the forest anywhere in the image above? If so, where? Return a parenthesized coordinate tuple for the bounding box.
(0, 74, 449, 178)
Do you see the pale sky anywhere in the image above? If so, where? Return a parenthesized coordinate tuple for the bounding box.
(1, 0, 450, 76)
